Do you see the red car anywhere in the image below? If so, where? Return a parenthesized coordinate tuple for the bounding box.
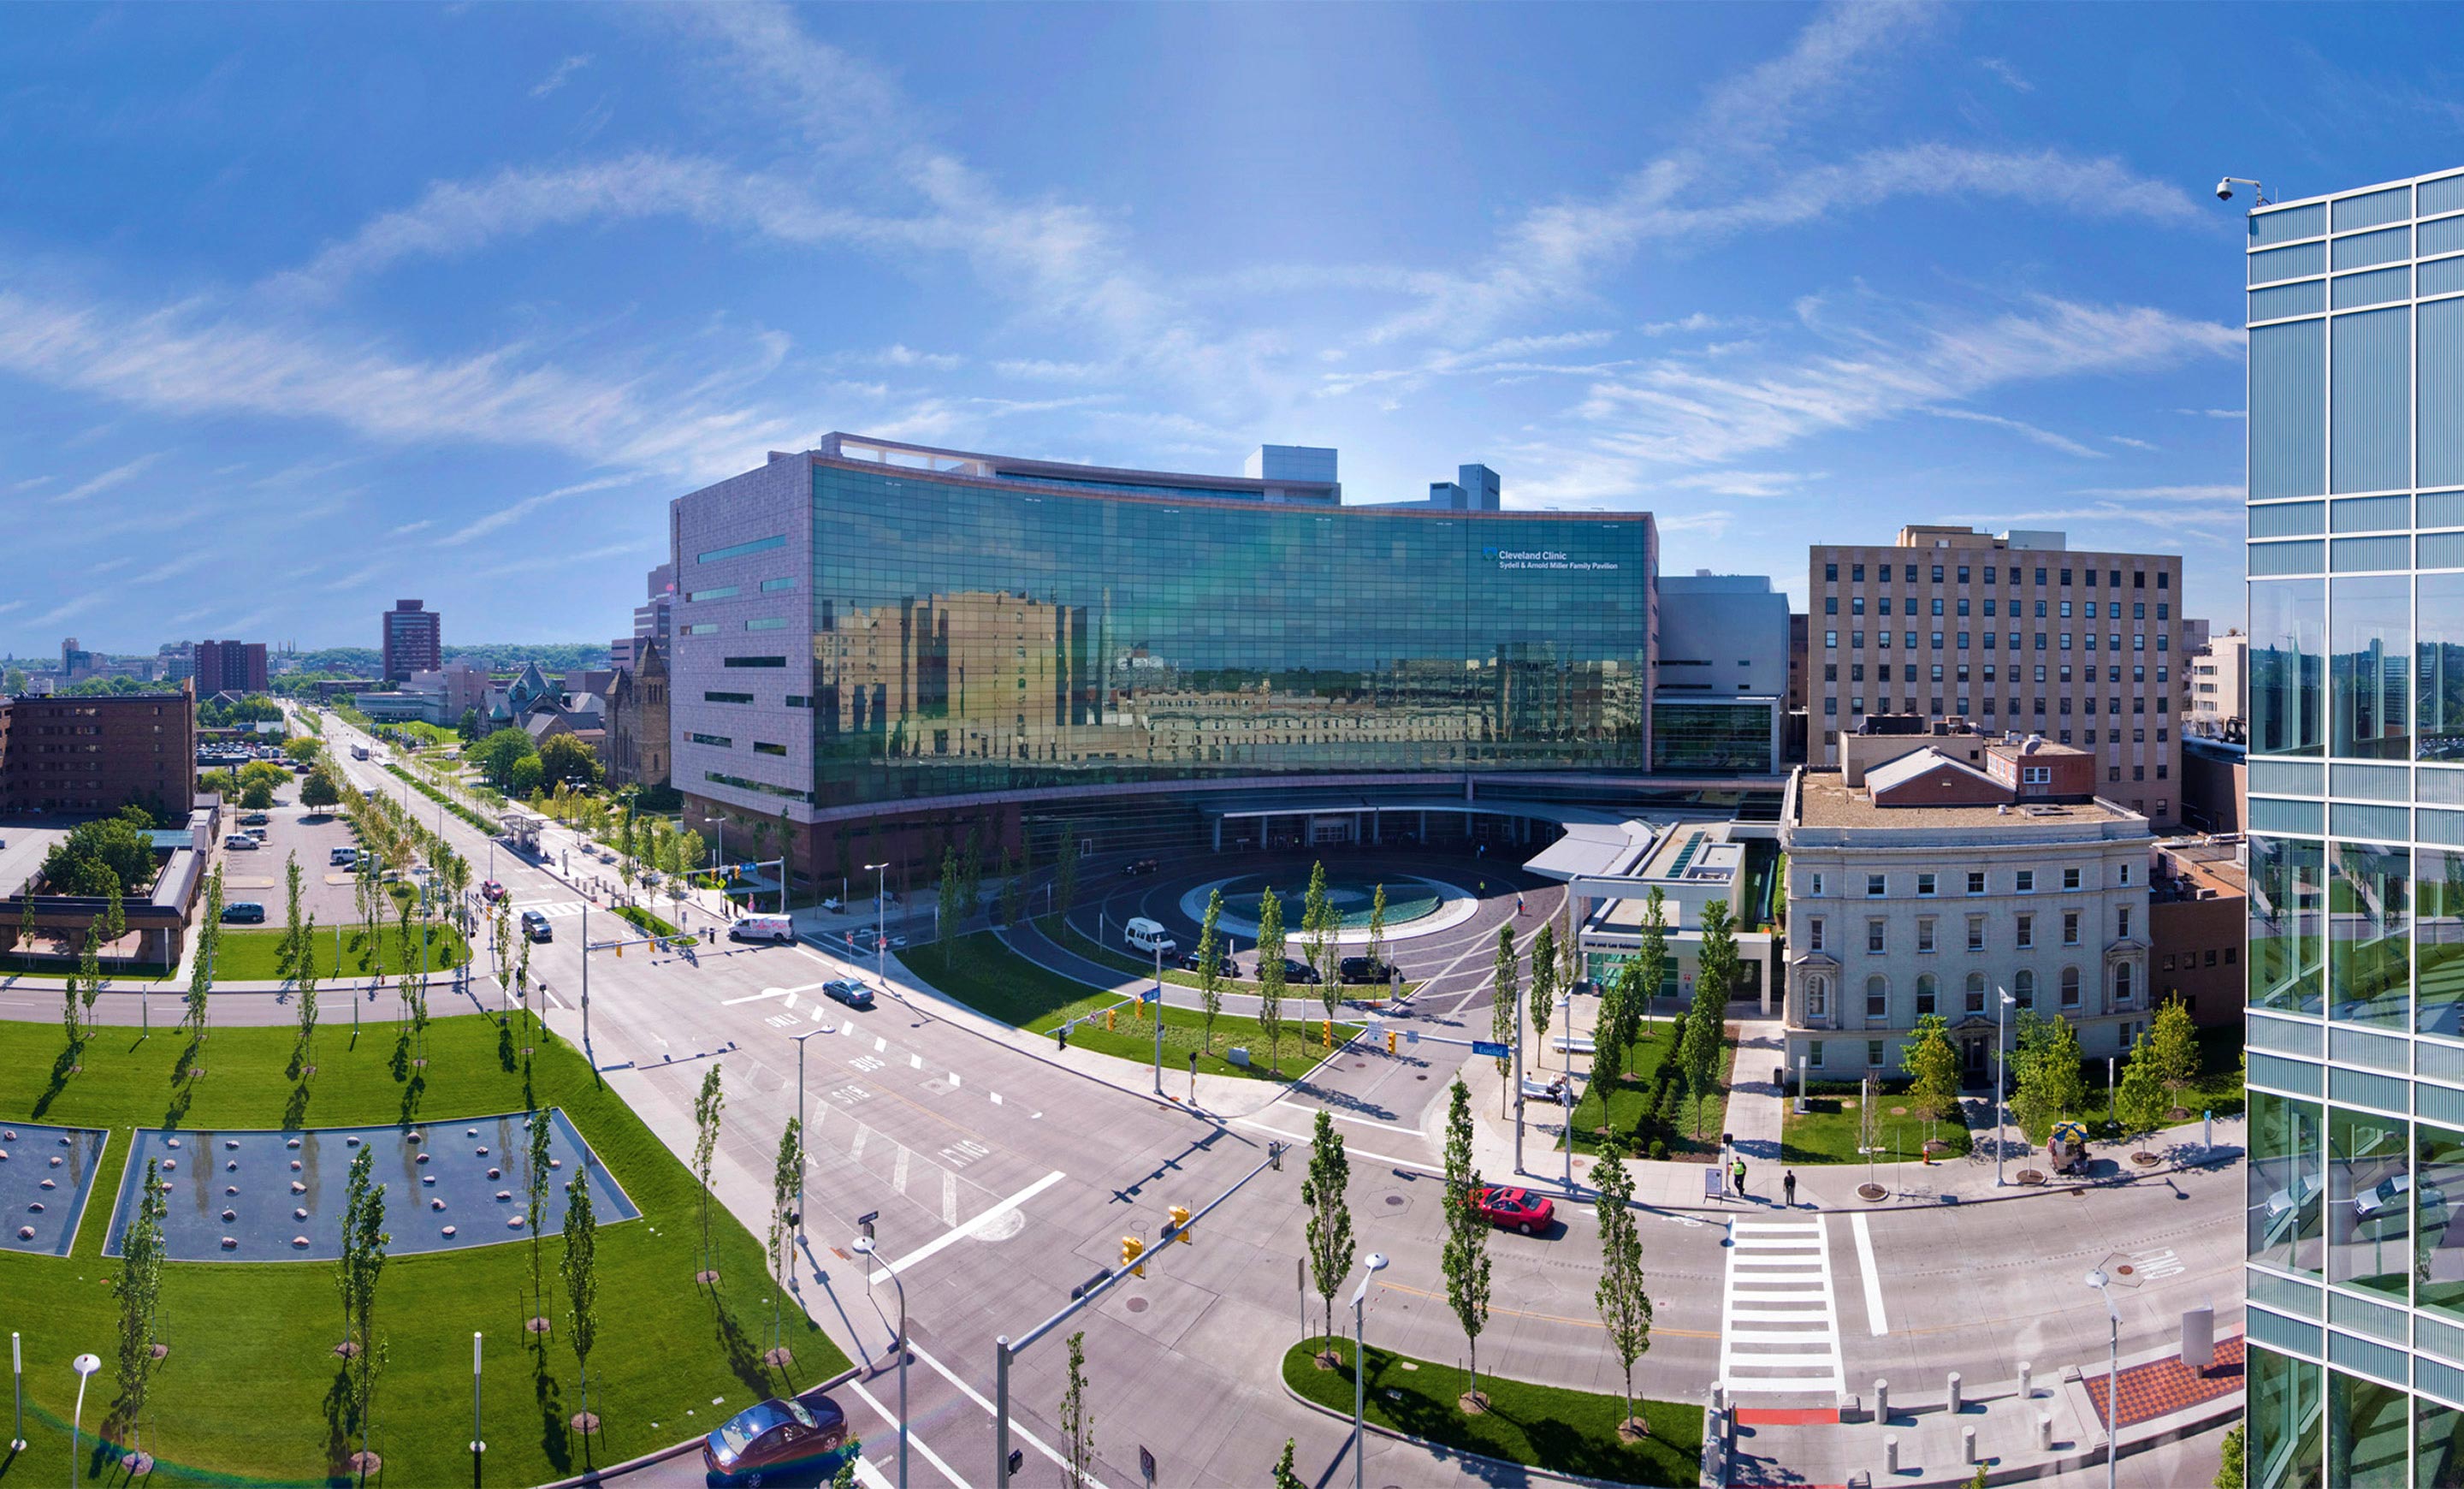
(480, 880, 507, 903)
(1471, 1185, 1555, 1234)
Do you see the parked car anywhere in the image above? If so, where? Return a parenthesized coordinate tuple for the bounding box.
(243, 827, 270, 841)
(1281, 957, 1322, 985)
(221, 902, 266, 924)
(1339, 956, 1395, 985)
(702, 1394, 853, 1485)
(238, 811, 270, 826)
(1123, 917, 1176, 957)
(329, 846, 358, 867)
(223, 834, 259, 851)
(821, 895, 845, 912)
(1470, 1185, 1555, 1235)
(520, 910, 553, 942)
(822, 979, 875, 1011)
(1177, 950, 1240, 977)
(479, 881, 507, 903)
(1121, 857, 1160, 876)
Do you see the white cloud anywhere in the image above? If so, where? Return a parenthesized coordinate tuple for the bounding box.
(389, 519, 433, 537)
(1926, 407, 2105, 459)
(472, 537, 656, 580)
(442, 474, 646, 546)
(531, 54, 595, 99)
(1979, 56, 2035, 92)
(876, 343, 965, 371)
(2176, 407, 2247, 419)
(2106, 435, 2159, 451)
(2067, 483, 2244, 502)
(53, 451, 166, 503)
(1662, 469, 1821, 497)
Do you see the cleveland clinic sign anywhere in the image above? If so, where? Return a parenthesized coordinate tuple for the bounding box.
(1485, 547, 1622, 572)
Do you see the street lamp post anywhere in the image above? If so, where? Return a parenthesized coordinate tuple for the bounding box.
(2085, 1270, 2118, 1489)
(852, 1234, 910, 1489)
(1349, 1254, 1389, 1489)
(791, 1029, 821, 1251)
(1995, 988, 2016, 1188)
(471, 1331, 485, 1457)
(9, 1331, 23, 1453)
(1152, 940, 1165, 1096)
(69, 1351, 98, 1489)
(867, 862, 890, 990)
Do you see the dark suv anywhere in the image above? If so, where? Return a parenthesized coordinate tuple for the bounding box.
(1281, 957, 1323, 985)
(1121, 858, 1160, 876)
(1177, 950, 1240, 977)
(1339, 956, 1394, 984)
(520, 910, 553, 942)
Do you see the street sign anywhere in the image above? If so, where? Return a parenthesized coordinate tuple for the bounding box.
(1703, 1166, 1723, 1201)
(1472, 1040, 1509, 1059)
(1140, 1445, 1156, 1485)
(1404, 1029, 1419, 1045)
(1140, 988, 1161, 1005)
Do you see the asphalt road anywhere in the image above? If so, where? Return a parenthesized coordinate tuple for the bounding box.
(262, 713, 2248, 1487)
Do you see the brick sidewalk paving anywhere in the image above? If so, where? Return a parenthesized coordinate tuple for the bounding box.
(2082, 1333, 2245, 1429)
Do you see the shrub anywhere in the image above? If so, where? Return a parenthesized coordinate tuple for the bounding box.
(39, 816, 158, 896)
(1650, 1139, 1667, 1161)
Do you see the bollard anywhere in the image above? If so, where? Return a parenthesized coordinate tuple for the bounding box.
(2018, 1361, 2033, 1401)
(1948, 1371, 1963, 1415)
(1963, 1426, 1976, 1465)
(2037, 1411, 2053, 1451)
(1875, 1379, 1890, 1424)
(1884, 1435, 1899, 1475)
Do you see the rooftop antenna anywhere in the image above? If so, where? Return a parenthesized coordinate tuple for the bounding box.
(2215, 176, 2271, 206)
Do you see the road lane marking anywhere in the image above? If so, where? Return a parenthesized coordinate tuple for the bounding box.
(875, 1036, 888, 1053)
(845, 1376, 973, 1489)
(893, 1146, 911, 1195)
(947, 1071, 960, 1088)
(943, 1169, 959, 1227)
(910, 1053, 924, 1070)
(989, 1093, 1002, 1106)
(1851, 1213, 1890, 1335)
(1719, 1215, 1845, 1397)
(869, 1171, 1066, 1283)
(903, 1339, 1111, 1489)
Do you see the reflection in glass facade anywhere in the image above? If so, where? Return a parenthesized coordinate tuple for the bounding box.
(805, 463, 1655, 807)
(2248, 167, 2464, 1486)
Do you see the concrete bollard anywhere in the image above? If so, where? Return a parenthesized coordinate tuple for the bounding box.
(2018, 1360, 2033, 1401)
(1875, 1379, 1890, 1424)
(1963, 1426, 1977, 1465)
(2038, 1412, 2053, 1451)
(1948, 1371, 1963, 1415)
(1884, 1435, 1900, 1475)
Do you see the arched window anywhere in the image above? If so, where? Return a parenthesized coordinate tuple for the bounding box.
(2013, 969, 2035, 1007)
(1916, 974, 1938, 1016)
(1806, 976, 1827, 1017)
(2061, 967, 2082, 1007)
(1964, 971, 1987, 1013)
(1865, 975, 1888, 1019)
(2113, 961, 2134, 1005)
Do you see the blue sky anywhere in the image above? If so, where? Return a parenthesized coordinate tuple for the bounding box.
(3, 3, 2459, 654)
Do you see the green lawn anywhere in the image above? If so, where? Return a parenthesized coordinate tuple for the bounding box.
(911, 927, 1362, 1082)
(1781, 1090, 1973, 1165)
(210, 922, 471, 982)
(1562, 1017, 1732, 1159)
(0, 952, 179, 983)
(1282, 1337, 1699, 1486)
(0, 1012, 848, 1485)
(614, 905, 685, 940)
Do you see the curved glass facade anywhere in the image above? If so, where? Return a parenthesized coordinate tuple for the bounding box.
(806, 463, 1656, 808)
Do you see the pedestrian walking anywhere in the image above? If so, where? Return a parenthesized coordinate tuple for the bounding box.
(1515, 893, 1526, 917)
(1783, 1170, 1798, 1208)
(1732, 1157, 1747, 1197)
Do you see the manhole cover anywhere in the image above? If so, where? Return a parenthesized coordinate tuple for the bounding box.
(1416, 1075, 1428, 1081)
(1385, 1195, 1405, 1207)
(2113, 1264, 2135, 1278)
(1126, 1296, 1148, 1314)
(1354, 1062, 1367, 1069)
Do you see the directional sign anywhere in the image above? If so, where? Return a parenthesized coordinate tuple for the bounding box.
(1140, 988, 1161, 1005)
(1472, 1040, 1510, 1059)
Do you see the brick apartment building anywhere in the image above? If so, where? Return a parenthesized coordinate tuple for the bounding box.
(1809, 525, 2185, 826)
(381, 599, 442, 682)
(2150, 837, 2246, 1029)
(193, 638, 267, 697)
(0, 683, 197, 816)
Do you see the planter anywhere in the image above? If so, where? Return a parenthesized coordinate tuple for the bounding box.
(2131, 1151, 2162, 1167)
(2017, 1169, 2046, 1185)
(1857, 1182, 1887, 1201)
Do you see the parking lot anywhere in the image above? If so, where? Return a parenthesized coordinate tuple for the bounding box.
(210, 796, 369, 928)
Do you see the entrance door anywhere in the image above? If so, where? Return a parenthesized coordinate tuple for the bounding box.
(1962, 1036, 1987, 1077)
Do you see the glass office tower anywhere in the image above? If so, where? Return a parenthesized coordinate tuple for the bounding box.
(2245, 167, 2464, 1488)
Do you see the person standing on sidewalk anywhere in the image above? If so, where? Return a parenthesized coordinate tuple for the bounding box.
(1783, 1170, 1798, 1208)
(1732, 1157, 1748, 1197)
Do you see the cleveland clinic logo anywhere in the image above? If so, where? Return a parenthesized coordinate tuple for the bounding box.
(1487, 547, 1620, 572)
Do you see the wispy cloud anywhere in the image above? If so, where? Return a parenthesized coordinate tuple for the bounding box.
(471, 537, 656, 580)
(389, 519, 433, 537)
(531, 53, 594, 99)
(1979, 56, 2035, 92)
(2106, 435, 2159, 451)
(442, 474, 645, 546)
(53, 451, 166, 503)
(2176, 407, 2247, 419)
(1927, 407, 2106, 458)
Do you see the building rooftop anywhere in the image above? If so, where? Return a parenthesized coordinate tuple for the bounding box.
(1790, 768, 2145, 833)
(2155, 838, 2248, 902)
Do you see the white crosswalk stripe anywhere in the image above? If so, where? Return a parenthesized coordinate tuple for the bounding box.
(513, 899, 588, 919)
(1719, 1217, 1845, 1398)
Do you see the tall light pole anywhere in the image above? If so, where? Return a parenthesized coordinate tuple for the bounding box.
(1152, 939, 1166, 1096)
(867, 862, 890, 989)
(1995, 987, 2016, 1188)
(853, 1233, 909, 1489)
(1349, 1253, 1389, 1489)
(791, 1029, 821, 1250)
(2085, 1269, 2118, 1489)
(69, 1351, 98, 1489)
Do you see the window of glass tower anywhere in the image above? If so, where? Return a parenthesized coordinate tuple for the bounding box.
(2252, 835, 2326, 1016)
(2253, 578, 2325, 757)
(2251, 1091, 2325, 1277)
(2329, 840, 2410, 1030)
(2331, 574, 2409, 761)
(2420, 572, 2464, 762)
(806, 466, 1655, 807)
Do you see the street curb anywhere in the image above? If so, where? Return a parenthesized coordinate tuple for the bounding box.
(1842, 1392, 2243, 1488)
(1276, 1373, 1673, 1489)
(535, 1361, 862, 1487)
(1641, 1148, 2242, 1217)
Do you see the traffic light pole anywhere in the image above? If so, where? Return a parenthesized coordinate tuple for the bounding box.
(577, 907, 690, 1072)
(992, 1141, 1287, 1486)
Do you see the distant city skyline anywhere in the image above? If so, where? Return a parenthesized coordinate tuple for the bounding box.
(5, 3, 2460, 650)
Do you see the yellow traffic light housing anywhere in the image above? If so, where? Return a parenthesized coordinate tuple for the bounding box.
(1105, 1006, 1117, 1032)
(1169, 1204, 1191, 1244)
(1322, 1018, 1333, 1050)
(1120, 1235, 1145, 1277)
(1385, 1029, 1396, 1054)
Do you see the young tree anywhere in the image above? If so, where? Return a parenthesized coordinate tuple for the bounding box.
(1440, 1077, 1493, 1409)
(297, 917, 320, 1063)
(104, 872, 127, 988)
(1492, 925, 1519, 1117)
(1271, 1439, 1304, 1489)
(564, 1168, 601, 1436)
(1594, 958, 1634, 1092)
(616, 806, 638, 889)
(1530, 922, 1557, 1071)
(114, 1157, 167, 1463)
(2115, 1031, 2171, 1142)
(1905, 1013, 1963, 1139)
(1302, 1109, 1355, 1356)
(78, 917, 104, 1041)
(189, 865, 223, 1035)
(671, 828, 702, 928)
(1592, 1139, 1653, 1438)
(998, 845, 1024, 928)
(527, 1107, 553, 1326)
(2216, 1425, 2246, 1489)
(1365, 884, 1389, 983)
(16, 876, 34, 964)
(1679, 899, 1736, 1136)
(1635, 885, 1667, 1035)
(1256, 888, 1287, 1077)
(2147, 994, 2201, 1112)
(1060, 1328, 1095, 1489)
(2010, 1010, 2089, 1136)
(1302, 861, 1337, 1023)
(342, 1145, 389, 1472)
(767, 1118, 803, 1360)
(300, 767, 342, 813)
(281, 851, 304, 976)
(693, 1063, 726, 1282)
(938, 846, 963, 968)
(1195, 889, 1225, 1058)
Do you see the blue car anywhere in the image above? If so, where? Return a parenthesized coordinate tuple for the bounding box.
(702, 1394, 854, 1485)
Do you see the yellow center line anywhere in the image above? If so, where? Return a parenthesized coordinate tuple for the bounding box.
(1372, 1277, 1718, 1339)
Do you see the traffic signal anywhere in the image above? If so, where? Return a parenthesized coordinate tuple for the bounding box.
(1169, 1204, 1191, 1244)
(1321, 1018, 1333, 1050)
(613, 941, 622, 958)
(1105, 1007, 1117, 1032)
(1120, 1235, 1145, 1277)
(1385, 1029, 1396, 1054)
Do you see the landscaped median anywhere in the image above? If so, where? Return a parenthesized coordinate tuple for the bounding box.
(1282, 1337, 1699, 1486)
(1052, 917, 1423, 1000)
(210, 922, 470, 982)
(907, 926, 1365, 1081)
(0, 1012, 848, 1485)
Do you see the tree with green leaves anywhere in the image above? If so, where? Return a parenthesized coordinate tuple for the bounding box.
(2147, 994, 2200, 1114)
(1440, 1076, 1493, 1409)
(2011, 1010, 2089, 1137)
(281, 851, 304, 976)
(1595, 958, 1635, 1092)
(1272, 1439, 1304, 1489)
(1905, 1013, 1962, 1139)
(2115, 1030, 2171, 1142)
(300, 767, 341, 813)
(1679, 899, 1736, 1136)
(1055, 826, 1080, 918)
(104, 871, 127, 990)
(694, 1063, 725, 1282)
(2216, 1425, 2245, 1489)
(998, 845, 1024, 927)
(671, 828, 702, 929)
(527, 1107, 553, 1326)
(1302, 861, 1337, 1023)
(1302, 1108, 1355, 1356)
(768, 1118, 803, 1359)
(297, 917, 320, 1064)
(564, 1167, 601, 1438)
(1635, 885, 1667, 1035)
(1195, 888, 1225, 1057)
(1592, 1138, 1652, 1438)
(939, 847, 963, 968)
(1492, 925, 1519, 1117)
(1256, 888, 1287, 1077)
(16, 877, 34, 964)
(616, 805, 638, 889)
(1365, 884, 1388, 984)
(491, 899, 515, 1016)
(340, 1145, 389, 1474)
(1061, 1328, 1095, 1489)
(114, 1156, 167, 1463)
(190, 865, 223, 1035)
(77, 917, 104, 1042)
(1530, 922, 1557, 1072)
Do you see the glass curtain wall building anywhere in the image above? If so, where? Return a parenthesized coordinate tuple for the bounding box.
(2244, 167, 2464, 1488)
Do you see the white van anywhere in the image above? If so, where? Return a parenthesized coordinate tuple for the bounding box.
(730, 914, 797, 944)
(1123, 917, 1176, 957)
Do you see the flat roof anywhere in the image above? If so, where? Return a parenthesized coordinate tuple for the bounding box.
(1793, 771, 2142, 831)
(0, 820, 74, 896)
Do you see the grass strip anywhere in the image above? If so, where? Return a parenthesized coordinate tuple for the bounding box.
(0, 1011, 848, 1486)
(210, 923, 471, 982)
(1781, 1092, 1974, 1165)
(1282, 1336, 1699, 1486)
